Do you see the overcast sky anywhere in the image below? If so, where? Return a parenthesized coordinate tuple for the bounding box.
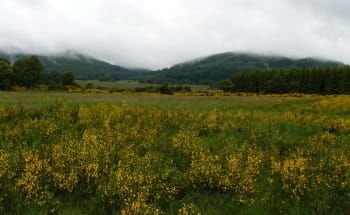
(0, 0, 349, 69)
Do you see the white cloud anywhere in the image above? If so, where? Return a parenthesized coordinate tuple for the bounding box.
(0, 0, 349, 69)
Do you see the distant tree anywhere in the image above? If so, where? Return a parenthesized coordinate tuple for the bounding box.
(85, 82, 94, 89)
(288, 81, 300, 93)
(61, 72, 75, 86)
(13, 56, 43, 87)
(219, 80, 234, 92)
(173, 85, 184, 92)
(159, 83, 173, 95)
(264, 74, 287, 94)
(228, 67, 350, 94)
(0, 59, 13, 90)
(46, 72, 63, 90)
(184, 86, 192, 92)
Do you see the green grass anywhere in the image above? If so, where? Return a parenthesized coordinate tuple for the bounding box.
(0, 91, 322, 112)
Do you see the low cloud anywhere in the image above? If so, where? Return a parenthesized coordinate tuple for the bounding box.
(0, 0, 349, 69)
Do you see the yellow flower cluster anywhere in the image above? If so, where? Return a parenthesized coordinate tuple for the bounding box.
(272, 157, 309, 197)
(0, 150, 10, 213)
(15, 150, 52, 204)
(0, 99, 349, 213)
(178, 203, 202, 215)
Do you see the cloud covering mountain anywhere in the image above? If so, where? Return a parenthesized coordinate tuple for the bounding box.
(0, 0, 349, 69)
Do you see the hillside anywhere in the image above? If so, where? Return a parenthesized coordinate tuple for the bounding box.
(0, 52, 145, 81)
(0, 52, 345, 84)
(143, 52, 344, 84)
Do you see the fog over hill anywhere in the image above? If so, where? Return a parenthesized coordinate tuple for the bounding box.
(141, 52, 345, 84)
(0, 51, 344, 84)
(0, 51, 147, 81)
(1, 0, 350, 68)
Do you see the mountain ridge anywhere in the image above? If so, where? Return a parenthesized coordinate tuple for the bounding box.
(0, 51, 146, 81)
(145, 52, 345, 84)
(0, 51, 345, 84)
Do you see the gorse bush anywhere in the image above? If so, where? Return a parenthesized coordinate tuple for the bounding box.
(0, 98, 349, 214)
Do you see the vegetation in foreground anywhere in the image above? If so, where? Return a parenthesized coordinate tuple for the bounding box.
(0, 93, 349, 214)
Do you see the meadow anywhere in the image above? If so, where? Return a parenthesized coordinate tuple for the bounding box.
(0, 92, 349, 214)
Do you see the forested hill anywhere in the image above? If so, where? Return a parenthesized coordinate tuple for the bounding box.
(0, 52, 345, 84)
(0, 52, 147, 81)
(143, 53, 344, 85)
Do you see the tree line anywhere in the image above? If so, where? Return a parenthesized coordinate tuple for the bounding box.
(94, 83, 192, 94)
(219, 67, 350, 94)
(0, 56, 76, 90)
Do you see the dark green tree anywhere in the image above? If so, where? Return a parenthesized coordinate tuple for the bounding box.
(264, 74, 287, 93)
(85, 82, 94, 89)
(0, 58, 13, 90)
(219, 80, 235, 92)
(46, 72, 63, 90)
(159, 83, 173, 95)
(13, 56, 43, 88)
(227, 67, 350, 95)
(61, 72, 75, 86)
(184, 86, 192, 92)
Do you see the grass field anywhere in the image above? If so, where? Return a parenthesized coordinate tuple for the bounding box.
(0, 92, 349, 214)
(75, 80, 210, 91)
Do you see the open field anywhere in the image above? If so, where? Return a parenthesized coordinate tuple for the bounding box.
(0, 92, 349, 214)
(75, 80, 211, 91)
(0, 91, 335, 112)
